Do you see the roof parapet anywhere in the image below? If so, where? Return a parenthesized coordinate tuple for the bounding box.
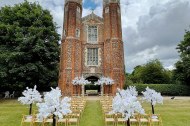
(65, 0, 82, 5)
(103, 0, 120, 6)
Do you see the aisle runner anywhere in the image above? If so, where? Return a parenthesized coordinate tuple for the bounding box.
(80, 100, 104, 126)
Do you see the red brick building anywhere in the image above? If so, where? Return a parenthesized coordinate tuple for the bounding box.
(58, 0, 125, 95)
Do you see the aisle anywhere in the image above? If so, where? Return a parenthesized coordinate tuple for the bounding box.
(80, 100, 104, 126)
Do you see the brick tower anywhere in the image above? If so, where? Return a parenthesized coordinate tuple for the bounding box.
(58, 0, 82, 95)
(59, 0, 125, 95)
(103, 0, 125, 94)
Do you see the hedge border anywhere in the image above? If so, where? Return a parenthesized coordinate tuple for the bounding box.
(126, 84, 190, 96)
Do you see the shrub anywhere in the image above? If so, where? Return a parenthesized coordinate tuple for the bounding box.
(126, 84, 190, 96)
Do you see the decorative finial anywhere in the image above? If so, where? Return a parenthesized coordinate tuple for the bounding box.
(91, 8, 95, 14)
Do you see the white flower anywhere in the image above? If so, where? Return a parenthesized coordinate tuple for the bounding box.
(37, 87, 71, 120)
(95, 77, 114, 85)
(72, 76, 90, 85)
(18, 85, 42, 105)
(142, 87, 163, 106)
(111, 87, 144, 121)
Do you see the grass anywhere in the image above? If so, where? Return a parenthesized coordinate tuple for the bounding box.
(0, 97, 190, 126)
(80, 101, 104, 126)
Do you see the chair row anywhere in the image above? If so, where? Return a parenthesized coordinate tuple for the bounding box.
(99, 97, 162, 126)
(21, 114, 80, 126)
(104, 113, 163, 126)
(21, 96, 86, 126)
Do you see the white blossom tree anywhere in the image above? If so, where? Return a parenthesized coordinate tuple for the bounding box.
(72, 76, 90, 96)
(37, 87, 71, 126)
(95, 77, 114, 95)
(142, 87, 163, 114)
(111, 86, 144, 126)
(18, 85, 42, 115)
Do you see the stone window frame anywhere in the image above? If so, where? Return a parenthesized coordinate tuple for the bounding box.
(87, 25, 98, 43)
(75, 28, 80, 38)
(117, 7, 120, 13)
(77, 6, 81, 13)
(105, 7, 109, 13)
(87, 48, 99, 66)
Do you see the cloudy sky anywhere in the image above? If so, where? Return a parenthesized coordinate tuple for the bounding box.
(1, 0, 190, 73)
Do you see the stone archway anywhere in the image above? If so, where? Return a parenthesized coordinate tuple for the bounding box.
(85, 76, 100, 95)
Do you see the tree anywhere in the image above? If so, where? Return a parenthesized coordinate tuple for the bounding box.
(130, 65, 144, 83)
(124, 73, 133, 88)
(142, 87, 163, 114)
(174, 30, 190, 85)
(142, 59, 171, 84)
(18, 85, 42, 115)
(129, 59, 172, 84)
(111, 87, 144, 126)
(0, 1, 60, 91)
(37, 87, 71, 126)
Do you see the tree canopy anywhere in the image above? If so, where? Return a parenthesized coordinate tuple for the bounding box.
(0, 1, 60, 91)
(128, 59, 172, 84)
(174, 30, 190, 85)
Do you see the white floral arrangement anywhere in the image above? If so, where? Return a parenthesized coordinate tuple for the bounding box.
(95, 77, 114, 85)
(111, 86, 144, 121)
(142, 87, 163, 106)
(18, 85, 42, 105)
(37, 87, 71, 120)
(122, 86, 138, 97)
(72, 76, 90, 85)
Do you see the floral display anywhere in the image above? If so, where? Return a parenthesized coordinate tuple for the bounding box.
(18, 85, 42, 104)
(119, 86, 138, 97)
(95, 77, 114, 95)
(37, 87, 71, 120)
(18, 85, 42, 115)
(72, 76, 90, 85)
(111, 86, 144, 122)
(72, 76, 90, 96)
(142, 87, 163, 114)
(142, 87, 163, 106)
(95, 77, 114, 85)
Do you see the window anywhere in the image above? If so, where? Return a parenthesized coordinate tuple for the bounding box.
(105, 7, 109, 13)
(88, 26, 98, 42)
(77, 6, 81, 13)
(63, 29, 66, 36)
(87, 48, 98, 66)
(76, 29, 80, 38)
(117, 8, 120, 13)
(76, 6, 81, 18)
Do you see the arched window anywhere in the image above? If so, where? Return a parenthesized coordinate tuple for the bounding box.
(76, 29, 80, 38)
(88, 26, 98, 43)
(87, 48, 98, 66)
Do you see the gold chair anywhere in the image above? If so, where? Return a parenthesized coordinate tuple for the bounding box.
(105, 113, 116, 126)
(150, 114, 163, 126)
(116, 113, 126, 126)
(32, 115, 44, 126)
(43, 116, 53, 126)
(67, 114, 79, 126)
(139, 114, 150, 126)
(57, 116, 67, 126)
(130, 113, 139, 126)
(21, 115, 33, 126)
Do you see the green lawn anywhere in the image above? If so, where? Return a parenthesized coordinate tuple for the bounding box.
(0, 97, 190, 126)
(80, 101, 104, 126)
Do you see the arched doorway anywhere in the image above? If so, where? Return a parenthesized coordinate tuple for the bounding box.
(85, 76, 100, 95)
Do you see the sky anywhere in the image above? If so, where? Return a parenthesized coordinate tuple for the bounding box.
(0, 0, 190, 73)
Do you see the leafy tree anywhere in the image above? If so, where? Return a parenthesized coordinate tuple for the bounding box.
(142, 60, 171, 84)
(124, 73, 134, 88)
(174, 30, 190, 85)
(129, 59, 172, 84)
(0, 1, 60, 91)
(130, 65, 144, 83)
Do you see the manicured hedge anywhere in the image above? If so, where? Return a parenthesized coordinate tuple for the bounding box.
(126, 84, 190, 96)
